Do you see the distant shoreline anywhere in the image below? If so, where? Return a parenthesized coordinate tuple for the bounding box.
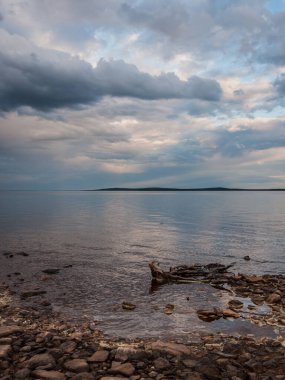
(91, 187, 285, 192)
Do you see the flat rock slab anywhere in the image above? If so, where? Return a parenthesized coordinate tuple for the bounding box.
(0, 345, 11, 358)
(64, 359, 89, 373)
(33, 369, 65, 380)
(149, 340, 191, 356)
(88, 350, 109, 362)
(24, 353, 56, 370)
(0, 326, 22, 337)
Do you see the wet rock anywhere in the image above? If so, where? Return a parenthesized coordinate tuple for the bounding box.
(197, 309, 221, 322)
(267, 293, 281, 304)
(121, 302, 136, 310)
(0, 345, 11, 358)
(222, 309, 240, 319)
(42, 269, 60, 275)
(101, 378, 128, 380)
(244, 256, 251, 261)
(115, 345, 147, 360)
(182, 359, 197, 368)
(114, 352, 128, 363)
(164, 304, 174, 315)
(228, 299, 244, 309)
(14, 368, 31, 379)
(88, 350, 109, 363)
(71, 373, 94, 380)
(0, 326, 22, 337)
(244, 275, 263, 283)
(197, 363, 220, 380)
(60, 340, 77, 353)
(24, 353, 56, 370)
(32, 369, 65, 380)
(41, 300, 51, 307)
(150, 341, 191, 356)
(64, 359, 89, 373)
(21, 290, 47, 299)
(16, 251, 29, 256)
(153, 357, 170, 370)
(109, 362, 135, 376)
(0, 338, 12, 344)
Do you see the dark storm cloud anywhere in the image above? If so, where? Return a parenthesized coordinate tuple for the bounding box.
(0, 40, 222, 112)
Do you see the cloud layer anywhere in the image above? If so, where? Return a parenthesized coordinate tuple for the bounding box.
(0, 0, 285, 189)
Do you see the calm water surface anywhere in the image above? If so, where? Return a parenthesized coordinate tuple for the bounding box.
(1, 191, 285, 338)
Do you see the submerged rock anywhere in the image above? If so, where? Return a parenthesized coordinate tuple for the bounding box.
(164, 303, 174, 315)
(121, 301, 136, 310)
(42, 269, 60, 275)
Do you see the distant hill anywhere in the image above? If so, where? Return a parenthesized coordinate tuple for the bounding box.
(91, 187, 285, 191)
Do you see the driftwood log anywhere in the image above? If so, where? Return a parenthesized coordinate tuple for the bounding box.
(149, 261, 235, 285)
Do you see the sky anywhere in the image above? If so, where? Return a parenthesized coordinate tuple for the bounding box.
(1, 0, 285, 189)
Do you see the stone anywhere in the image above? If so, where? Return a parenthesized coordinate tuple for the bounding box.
(20, 290, 47, 299)
(24, 353, 56, 370)
(115, 345, 146, 360)
(122, 302, 136, 310)
(0, 338, 12, 344)
(244, 256, 250, 261)
(197, 309, 221, 322)
(64, 359, 89, 373)
(114, 352, 128, 363)
(101, 378, 128, 380)
(150, 341, 191, 356)
(164, 304, 174, 315)
(71, 373, 94, 380)
(88, 350, 109, 362)
(185, 373, 203, 380)
(182, 359, 197, 368)
(14, 369, 31, 379)
(33, 369, 65, 380)
(267, 293, 281, 304)
(0, 345, 11, 358)
(42, 269, 60, 275)
(153, 357, 170, 370)
(109, 362, 135, 376)
(0, 326, 22, 337)
(244, 275, 263, 283)
(60, 341, 77, 353)
(228, 299, 244, 309)
(222, 309, 240, 318)
(198, 364, 220, 380)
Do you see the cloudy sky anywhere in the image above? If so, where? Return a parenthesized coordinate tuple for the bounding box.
(1, 0, 285, 189)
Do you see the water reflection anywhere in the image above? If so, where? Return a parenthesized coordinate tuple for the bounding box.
(1, 191, 285, 338)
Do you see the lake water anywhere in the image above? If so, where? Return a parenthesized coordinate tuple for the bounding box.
(1, 191, 285, 339)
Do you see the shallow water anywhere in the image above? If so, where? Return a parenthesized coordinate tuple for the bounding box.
(1, 190, 285, 338)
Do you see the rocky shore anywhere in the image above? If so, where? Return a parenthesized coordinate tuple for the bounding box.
(1, 282, 285, 380)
